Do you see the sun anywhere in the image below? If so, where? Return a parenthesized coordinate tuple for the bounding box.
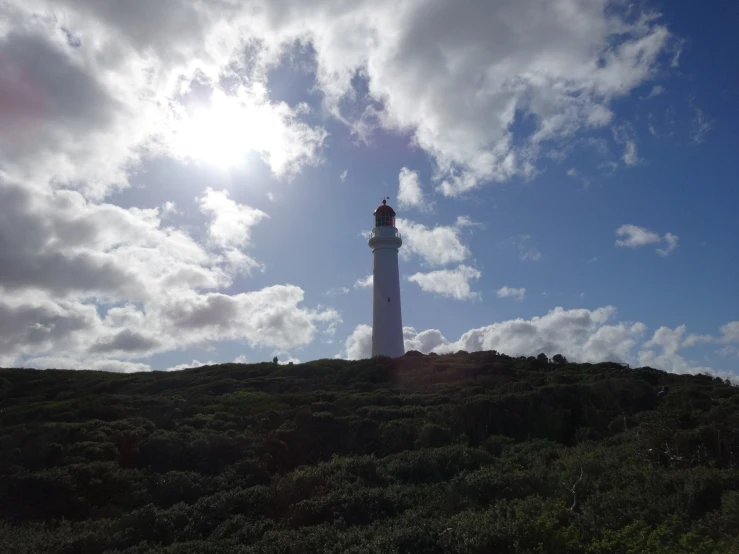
(172, 89, 282, 169)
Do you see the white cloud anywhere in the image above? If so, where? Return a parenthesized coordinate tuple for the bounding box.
(615, 224, 679, 256)
(682, 333, 714, 348)
(647, 85, 665, 98)
(162, 201, 179, 215)
(345, 324, 373, 360)
(340, 169, 348, 182)
(354, 275, 373, 289)
(510, 235, 542, 262)
(720, 322, 739, 344)
(24, 356, 152, 373)
(717, 346, 738, 359)
(588, 257, 598, 263)
(166, 359, 215, 372)
(615, 224, 662, 247)
(0, 0, 676, 200)
(198, 188, 268, 251)
(656, 232, 679, 256)
(391, 306, 647, 364)
(403, 326, 448, 353)
(566, 168, 591, 188)
(0, 2, 327, 199)
(345, 311, 738, 378)
(0, 176, 340, 371)
(455, 216, 483, 228)
(408, 265, 481, 300)
(613, 125, 641, 167)
(637, 325, 714, 375)
(497, 286, 526, 301)
(648, 113, 659, 136)
(691, 106, 713, 144)
(396, 219, 470, 266)
(325, 286, 350, 296)
(622, 140, 640, 166)
(397, 167, 432, 211)
(233, 354, 249, 363)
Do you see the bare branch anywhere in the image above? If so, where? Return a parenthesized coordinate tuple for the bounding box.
(561, 458, 584, 511)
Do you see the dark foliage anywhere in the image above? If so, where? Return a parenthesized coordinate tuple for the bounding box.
(1, 352, 738, 553)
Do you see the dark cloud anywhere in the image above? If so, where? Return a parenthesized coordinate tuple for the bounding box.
(0, 181, 144, 298)
(89, 329, 161, 354)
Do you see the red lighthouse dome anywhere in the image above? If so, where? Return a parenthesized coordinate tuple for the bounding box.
(373, 199, 396, 227)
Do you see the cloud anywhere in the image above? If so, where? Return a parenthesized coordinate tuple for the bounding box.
(615, 224, 661, 247)
(647, 85, 665, 98)
(1, 0, 676, 199)
(0, 175, 340, 370)
(0, 1, 329, 198)
(345, 324, 372, 360)
(509, 235, 542, 262)
(354, 275, 373, 289)
(566, 168, 591, 188)
(588, 257, 598, 263)
(343, 312, 738, 378)
(682, 333, 714, 349)
(166, 359, 216, 372)
(615, 224, 679, 256)
(198, 188, 268, 251)
(690, 106, 713, 144)
(408, 265, 481, 300)
(622, 140, 640, 166)
(656, 232, 679, 256)
(403, 326, 448, 353)
(637, 325, 715, 375)
(340, 169, 348, 182)
(717, 346, 739, 359)
(325, 0, 673, 195)
(325, 286, 350, 296)
(23, 356, 152, 373)
(88, 329, 161, 355)
(396, 219, 470, 266)
(397, 167, 432, 211)
(356, 306, 648, 363)
(497, 286, 526, 301)
(455, 216, 483, 228)
(719, 322, 739, 344)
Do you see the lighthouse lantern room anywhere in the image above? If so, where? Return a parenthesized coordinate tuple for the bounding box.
(368, 199, 404, 358)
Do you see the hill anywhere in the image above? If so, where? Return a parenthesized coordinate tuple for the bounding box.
(1, 351, 738, 553)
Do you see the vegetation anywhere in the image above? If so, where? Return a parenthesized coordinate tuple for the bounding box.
(1, 351, 738, 553)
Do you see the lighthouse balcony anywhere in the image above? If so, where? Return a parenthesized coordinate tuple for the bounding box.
(368, 226, 402, 248)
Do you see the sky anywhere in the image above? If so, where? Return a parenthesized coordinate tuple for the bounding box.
(1, 0, 737, 377)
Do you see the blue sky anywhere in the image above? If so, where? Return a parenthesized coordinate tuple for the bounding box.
(0, 0, 737, 377)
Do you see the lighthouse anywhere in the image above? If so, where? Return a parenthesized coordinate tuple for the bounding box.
(368, 199, 405, 358)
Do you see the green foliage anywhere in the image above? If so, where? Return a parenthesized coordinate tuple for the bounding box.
(0, 353, 738, 552)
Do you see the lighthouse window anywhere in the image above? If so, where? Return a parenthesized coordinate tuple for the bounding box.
(375, 212, 393, 227)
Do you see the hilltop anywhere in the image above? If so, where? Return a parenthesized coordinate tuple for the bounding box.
(1, 351, 738, 553)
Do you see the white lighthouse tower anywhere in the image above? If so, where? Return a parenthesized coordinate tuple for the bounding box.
(368, 199, 405, 358)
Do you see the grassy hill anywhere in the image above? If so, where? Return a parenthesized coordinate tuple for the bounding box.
(1, 351, 738, 553)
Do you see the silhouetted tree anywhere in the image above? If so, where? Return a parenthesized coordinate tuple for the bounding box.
(552, 354, 568, 365)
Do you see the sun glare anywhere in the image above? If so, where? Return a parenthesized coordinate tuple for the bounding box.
(173, 89, 283, 169)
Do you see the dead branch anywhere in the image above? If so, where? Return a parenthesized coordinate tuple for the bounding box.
(561, 458, 584, 512)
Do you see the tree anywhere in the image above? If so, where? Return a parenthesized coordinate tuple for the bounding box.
(273, 356, 279, 364)
(536, 353, 549, 366)
(552, 354, 568, 365)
